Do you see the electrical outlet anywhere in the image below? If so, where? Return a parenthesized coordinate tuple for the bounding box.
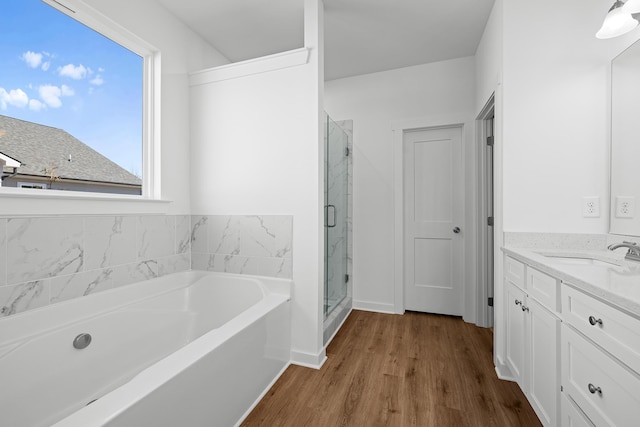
(582, 196, 600, 218)
(616, 196, 635, 218)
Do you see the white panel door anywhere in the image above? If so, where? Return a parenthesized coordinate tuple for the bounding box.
(403, 126, 463, 315)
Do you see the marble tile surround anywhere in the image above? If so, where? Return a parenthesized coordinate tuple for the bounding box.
(190, 215, 293, 279)
(0, 215, 190, 318)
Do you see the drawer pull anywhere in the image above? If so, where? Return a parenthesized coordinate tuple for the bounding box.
(588, 316, 603, 326)
(588, 383, 602, 395)
(521, 305, 529, 312)
(515, 299, 522, 306)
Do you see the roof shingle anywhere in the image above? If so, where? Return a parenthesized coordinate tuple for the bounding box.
(0, 115, 141, 186)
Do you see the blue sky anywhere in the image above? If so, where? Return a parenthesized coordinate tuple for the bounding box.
(0, 0, 143, 176)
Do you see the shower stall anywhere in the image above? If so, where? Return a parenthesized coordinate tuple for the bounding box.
(324, 114, 351, 333)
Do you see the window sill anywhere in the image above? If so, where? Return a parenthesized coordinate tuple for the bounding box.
(0, 187, 172, 216)
(0, 187, 166, 202)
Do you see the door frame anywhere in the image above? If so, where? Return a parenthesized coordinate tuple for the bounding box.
(392, 114, 475, 320)
(476, 95, 495, 328)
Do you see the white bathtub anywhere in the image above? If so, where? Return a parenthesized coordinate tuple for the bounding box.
(0, 271, 292, 427)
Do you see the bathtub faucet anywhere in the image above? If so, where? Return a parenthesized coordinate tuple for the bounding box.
(607, 241, 640, 262)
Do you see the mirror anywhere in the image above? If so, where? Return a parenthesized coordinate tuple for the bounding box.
(610, 39, 640, 236)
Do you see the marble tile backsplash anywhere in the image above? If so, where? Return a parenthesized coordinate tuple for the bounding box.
(0, 215, 191, 317)
(503, 232, 607, 250)
(191, 215, 293, 279)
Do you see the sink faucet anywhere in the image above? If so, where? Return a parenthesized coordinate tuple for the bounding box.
(607, 241, 640, 262)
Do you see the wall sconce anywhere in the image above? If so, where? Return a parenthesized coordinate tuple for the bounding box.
(597, 0, 640, 39)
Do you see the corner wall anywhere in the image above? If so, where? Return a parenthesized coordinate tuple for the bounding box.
(189, 1, 325, 367)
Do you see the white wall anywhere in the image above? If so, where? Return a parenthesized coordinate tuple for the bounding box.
(189, 0, 325, 367)
(476, 0, 640, 374)
(475, 0, 502, 115)
(501, 0, 640, 233)
(0, 0, 229, 216)
(325, 57, 476, 313)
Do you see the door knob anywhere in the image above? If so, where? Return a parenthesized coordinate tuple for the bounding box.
(453, 227, 461, 234)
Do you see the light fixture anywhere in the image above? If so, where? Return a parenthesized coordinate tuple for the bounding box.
(623, 0, 640, 13)
(596, 0, 639, 39)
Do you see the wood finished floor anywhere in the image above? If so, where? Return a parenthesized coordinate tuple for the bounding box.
(242, 310, 542, 427)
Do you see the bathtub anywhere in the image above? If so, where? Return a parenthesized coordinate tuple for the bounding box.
(0, 271, 292, 427)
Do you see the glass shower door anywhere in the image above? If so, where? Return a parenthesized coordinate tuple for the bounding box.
(324, 114, 349, 318)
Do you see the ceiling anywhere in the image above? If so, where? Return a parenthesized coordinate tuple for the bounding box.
(157, 0, 495, 81)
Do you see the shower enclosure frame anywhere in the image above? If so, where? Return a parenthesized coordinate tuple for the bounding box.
(323, 114, 352, 326)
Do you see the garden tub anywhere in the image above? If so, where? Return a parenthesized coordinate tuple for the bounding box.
(0, 270, 292, 427)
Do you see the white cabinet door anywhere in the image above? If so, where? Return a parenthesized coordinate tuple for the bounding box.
(528, 298, 560, 426)
(561, 393, 595, 427)
(562, 324, 640, 427)
(505, 280, 527, 387)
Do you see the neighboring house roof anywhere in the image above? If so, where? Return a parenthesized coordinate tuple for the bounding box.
(0, 151, 21, 168)
(0, 114, 141, 186)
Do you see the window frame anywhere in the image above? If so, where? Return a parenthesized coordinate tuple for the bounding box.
(18, 182, 49, 190)
(0, 0, 162, 200)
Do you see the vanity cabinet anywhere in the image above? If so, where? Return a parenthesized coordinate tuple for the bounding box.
(504, 256, 560, 426)
(504, 251, 640, 427)
(561, 284, 640, 427)
(561, 393, 594, 427)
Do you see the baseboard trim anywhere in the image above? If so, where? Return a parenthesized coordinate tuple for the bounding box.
(494, 361, 516, 382)
(290, 348, 327, 370)
(353, 300, 396, 314)
(324, 308, 353, 350)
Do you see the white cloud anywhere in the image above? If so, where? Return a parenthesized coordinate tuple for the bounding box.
(0, 88, 29, 110)
(29, 99, 46, 112)
(41, 61, 51, 71)
(39, 85, 62, 108)
(90, 75, 104, 86)
(38, 84, 73, 108)
(21, 51, 43, 68)
(58, 63, 88, 80)
(61, 85, 74, 96)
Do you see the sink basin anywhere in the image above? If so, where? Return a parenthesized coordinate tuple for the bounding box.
(540, 255, 620, 267)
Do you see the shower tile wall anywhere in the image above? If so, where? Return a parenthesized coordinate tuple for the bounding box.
(0, 215, 190, 318)
(191, 215, 293, 279)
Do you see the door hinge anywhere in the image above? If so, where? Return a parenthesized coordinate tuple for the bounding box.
(488, 216, 494, 226)
(487, 136, 494, 146)
(345, 274, 350, 283)
(345, 147, 350, 157)
(488, 297, 494, 307)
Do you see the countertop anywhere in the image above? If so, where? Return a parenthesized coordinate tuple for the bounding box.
(502, 247, 640, 319)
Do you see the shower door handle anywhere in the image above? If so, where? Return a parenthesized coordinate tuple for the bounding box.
(326, 205, 337, 228)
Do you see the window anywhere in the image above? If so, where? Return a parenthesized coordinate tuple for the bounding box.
(0, 0, 159, 197)
(18, 182, 48, 190)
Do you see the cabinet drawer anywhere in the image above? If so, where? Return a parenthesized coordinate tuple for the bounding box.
(562, 284, 640, 373)
(561, 393, 595, 427)
(505, 256, 525, 288)
(527, 267, 559, 312)
(561, 324, 640, 427)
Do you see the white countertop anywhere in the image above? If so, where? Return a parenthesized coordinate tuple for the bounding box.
(502, 247, 640, 319)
